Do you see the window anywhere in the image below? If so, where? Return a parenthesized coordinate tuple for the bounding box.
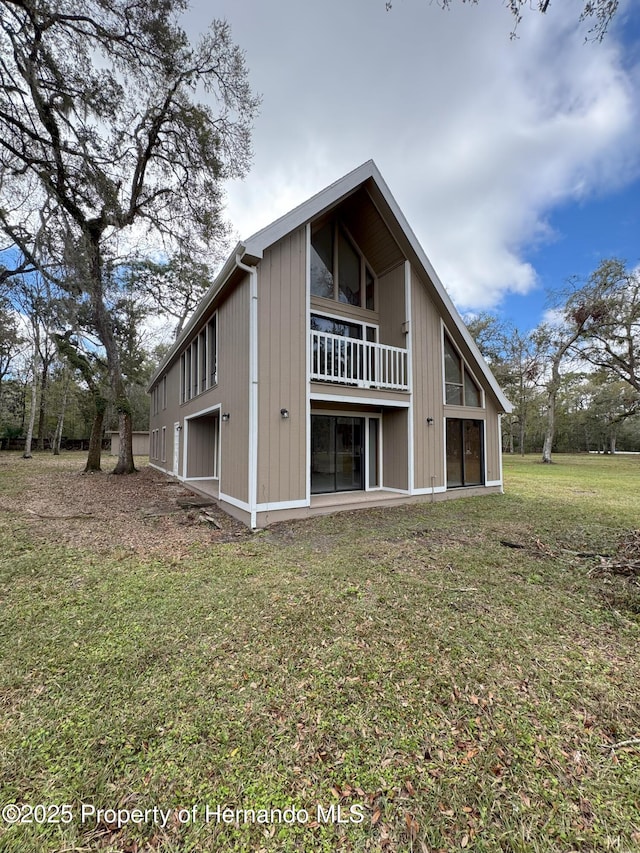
(444, 333, 481, 406)
(311, 220, 375, 310)
(208, 315, 218, 387)
(151, 386, 159, 416)
(446, 419, 484, 487)
(161, 375, 167, 410)
(199, 329, 207, 395)
(310, 313, 378, 384)
(179, 313, 218, 403)
(161, 426, 166, 463)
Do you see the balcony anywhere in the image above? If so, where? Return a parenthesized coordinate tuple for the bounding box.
(310, 330, 409, 392)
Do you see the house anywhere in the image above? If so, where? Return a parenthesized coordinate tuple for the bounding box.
(147, 161, 512, 528)
(109, 431, 150, 457)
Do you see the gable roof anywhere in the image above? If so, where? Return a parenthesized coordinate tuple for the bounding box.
(148, 160, 512, 413)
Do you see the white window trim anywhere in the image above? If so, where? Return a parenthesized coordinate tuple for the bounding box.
(310, 308, 379, 342)
(440, 321, 485, 409)
(310, 218, 377, 311)
(310, 408, 383, 493)
(179, 311, 218, 404)
(183, 402, 222, 482)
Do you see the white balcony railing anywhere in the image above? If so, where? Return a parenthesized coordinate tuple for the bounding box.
(310, 330, 409, 391)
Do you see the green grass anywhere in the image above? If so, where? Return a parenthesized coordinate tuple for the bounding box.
(0, 453, 639, 852)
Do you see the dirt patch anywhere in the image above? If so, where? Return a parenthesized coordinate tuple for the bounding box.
(0, 458, 250, 555)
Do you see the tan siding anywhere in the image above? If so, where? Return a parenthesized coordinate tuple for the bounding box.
(382, 409, 408, 490)
(378, 264, 406, 349)
(411, 269, 445, 489)
(110, 432, 149, 457)
(186, 415, 218, 478)
(310, 383, 409, 405)
(484, 397, 502, 483)
(411, 267, 504, 490)
(148, 273, 249, 501)
(218, 276, 250, 502)
(257, 228, 307, 505)
(310, 296, 379, 326)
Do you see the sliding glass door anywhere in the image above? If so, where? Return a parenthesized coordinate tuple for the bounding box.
(311, 416, 365, 494)
(446, 419, 484, 488)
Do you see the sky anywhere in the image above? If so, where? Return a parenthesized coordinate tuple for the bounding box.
(180, 0, 640, 333)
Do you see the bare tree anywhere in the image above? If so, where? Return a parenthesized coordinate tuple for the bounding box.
(389, 0, 620, 41)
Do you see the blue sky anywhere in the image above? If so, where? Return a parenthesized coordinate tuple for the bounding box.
(503, 175, 640, 329)
(184, 0, 640, 335)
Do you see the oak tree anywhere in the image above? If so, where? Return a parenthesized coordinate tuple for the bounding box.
(0, 0, 259, 473)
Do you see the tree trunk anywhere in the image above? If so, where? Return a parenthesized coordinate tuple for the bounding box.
(52, 371, 70, 455)
(36, 362, 48, 451)
(84, 396, 106, 473)
(541, 390, 555, 463)
(540, 327, 584, 465)
(23, 353, 38, 459)
(87, 232, 136, 475)
(114, 407, 135, 474)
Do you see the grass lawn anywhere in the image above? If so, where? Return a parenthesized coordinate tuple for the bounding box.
(0, 452, 639, 852)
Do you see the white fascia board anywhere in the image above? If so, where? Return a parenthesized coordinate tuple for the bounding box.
(147, 160, 512, 415)
(242, 160, 377, 260)
(243, 160, 511, 414)
(146, 242, 244, 391)
(367, 168, 513, 415)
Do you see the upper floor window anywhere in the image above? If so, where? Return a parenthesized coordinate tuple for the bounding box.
(180, 313, 218, 404)
(311, 220, 375, 310)
(444, 333, 481, 407)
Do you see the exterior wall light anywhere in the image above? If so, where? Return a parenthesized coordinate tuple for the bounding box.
(280, 408, 289, 419)
(222, 413, 230, 422)
(426, 417, 434, 425)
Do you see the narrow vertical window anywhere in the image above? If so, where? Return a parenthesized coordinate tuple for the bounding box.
(310, 222, 334, 299)
(337, 229, 361, 306)
(199, 330, 207, 393)
(191, 339, 199, 398)
(184, 348, 192, 401)
(208, 315, 217, 386)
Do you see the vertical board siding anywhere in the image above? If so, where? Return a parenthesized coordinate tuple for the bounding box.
(149, 273, 250, 502)
(378, 264, 406, 349)
(257, 228, 307, 505)
(411, 269, 445, 489)
(218, 276, 250, 503)
(382, 409, 408, 489)
(485, 396, 501, 483)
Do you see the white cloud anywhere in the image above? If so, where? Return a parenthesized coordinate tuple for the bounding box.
(185, 0, 640, 312)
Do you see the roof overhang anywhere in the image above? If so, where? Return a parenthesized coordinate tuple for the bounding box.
(147, 161, 512, 414)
